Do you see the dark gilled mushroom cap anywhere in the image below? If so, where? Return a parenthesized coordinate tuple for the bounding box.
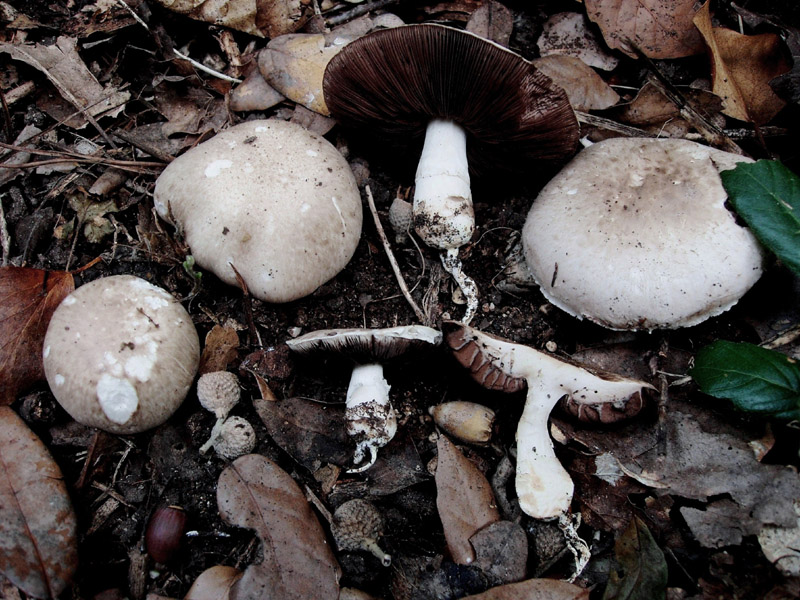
(287, 325, 442, 362)
(323, 24, 579, 176)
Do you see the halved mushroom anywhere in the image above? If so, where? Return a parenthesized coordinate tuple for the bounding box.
(286, 325, 442, 471)
(323, 24, 579, 323)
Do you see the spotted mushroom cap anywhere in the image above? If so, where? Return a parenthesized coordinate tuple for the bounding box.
(323, 24, 580, 178)
(197, 371, 240, 419)
(153, 119, 362, 303)
(212, 416, 256, 459)
(42, 275, 200, 434)
(522, 138, 764, 331)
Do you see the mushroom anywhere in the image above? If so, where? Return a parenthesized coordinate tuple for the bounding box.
(42, 275, 200, 434)
(331, 498, 391, 567)
(443, 321, 653, 573)
(521, 138, 764, 331)
(196, 370, 241, 453)
(153, 119, 362, 303)
(211, 416, 257, 460)
(323, 24, 579, 323)
(286, 325, 442, 471)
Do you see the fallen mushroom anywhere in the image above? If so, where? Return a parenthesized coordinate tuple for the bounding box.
(443, 322, 653, 573)
(521, 138, 764, 331)
(324, 24, 579, 323)
(153, 119, 362, 303)
(286, 325, 442, 471)
(42, 275, 200, 434)
(196, 370, 241, 454)
(331, 498, 391, 567)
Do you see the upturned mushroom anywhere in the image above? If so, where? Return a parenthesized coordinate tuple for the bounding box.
(153, 119, 362, 303)
(521, 138, 764, 331)
(323, 24, 579, 323)
(43, 275, 200, 434)
(444, 321, 652, 572)
(286, 325, 442, 471)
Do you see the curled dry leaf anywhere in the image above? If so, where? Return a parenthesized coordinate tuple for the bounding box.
(693, 2, 791, 124)
(532, 55, 620, 111)
(435, 434, 500, 565)
(185, 565, 243, 600)
(199, 324, 240, 375)
(460, 578, 590, 600)
(0, 406, 78, 599)
(537, 12, 619, 71)
(584, 0, 705, 59)
(152, 0, 304, 38)
(0, 266, 74, 405)
(217, 454, 340, 600)
(615, 81, 724, 128)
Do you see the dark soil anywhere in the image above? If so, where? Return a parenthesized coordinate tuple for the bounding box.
(2, 1, 800, 599)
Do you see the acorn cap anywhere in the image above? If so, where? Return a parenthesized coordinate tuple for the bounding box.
(323, 24, 579, 178)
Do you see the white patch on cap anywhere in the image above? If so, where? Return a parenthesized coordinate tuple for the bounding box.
(243, 162, 254, 174)
(205, 159, 233, 178)
(143, 295, 168, 310)
(43, 345, 51, 359)
(228, 141, 237, 149)
(125, 354, 154, 382)
(96, 374, 139, 424)
(306, 149, 318, 157)
(54, 374, 65, 386)
(255, 126, 267, 132)
(301, 203, 311, 213)
(331, 196, 347, 231)
(63, 296, 77, 306)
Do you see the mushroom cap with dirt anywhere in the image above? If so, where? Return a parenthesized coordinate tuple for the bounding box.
(522, 138, 764, 331)
(42, 275, 200, 434)
(153, 119, 362, 303)
(323, 24, 579, 322)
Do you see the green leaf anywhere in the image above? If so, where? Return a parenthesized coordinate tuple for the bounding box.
(603, 516, 667, 600)
(691, 340, 800, 419)
(721, 160, 800, 277)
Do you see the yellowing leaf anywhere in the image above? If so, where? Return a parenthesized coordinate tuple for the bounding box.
(0, 406, 78, 598)
(0, 267, 74, 404)
(693, 1, 791, 124)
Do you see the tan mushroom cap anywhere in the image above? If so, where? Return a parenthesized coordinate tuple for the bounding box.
(154, 119, 362, 303)
(43, 275, 200, 434)
(522, 138, 764, 331)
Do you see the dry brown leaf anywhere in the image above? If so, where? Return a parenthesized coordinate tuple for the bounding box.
(615, 81, 724, 128)
(532, 55, 620, 111)
(0, 406, 78, 599)
(537, 12, 619, 71)
(693, 2, 790, 124)
(0, 267, 74, 405)
(460, 578, 590, 600)
(584, 0, 705, 59)
(185, 565, 242, 600)
(0, 36, 129, 128)
(258, 33, 354, 116)
(151, 0, 305, 38)
(465, 1, 514, 48)
(199, 325, 240, 375)
(217, 454, 341, 600)
(470, 520, 528, 586)
(435, 434, 500, 565)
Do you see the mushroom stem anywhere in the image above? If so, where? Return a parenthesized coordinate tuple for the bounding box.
(441, 249, 478, 324)
(199, 416, 226, 454)
(346, 363, 397, 472)
(363, 539, 392, 567)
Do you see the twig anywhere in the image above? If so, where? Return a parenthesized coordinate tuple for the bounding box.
(325, 0, 402, 27)
(173, 48, 243, 84)
(364, 185, 426, 324)
(113, 129, 176, 163)
(0, 195, 10, 266)
(114, 0, 149, 31)
(575, 111, 655, 138)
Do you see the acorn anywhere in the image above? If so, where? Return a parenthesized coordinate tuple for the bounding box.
(331, 499, 391, 566)
(429, 401, 495, 444)
(145, 505, 187, 563)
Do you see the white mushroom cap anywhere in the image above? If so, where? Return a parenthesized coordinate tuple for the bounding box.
(522, 138, 764, 331)
(153, 119, 363, 303)
(42, 275, 200, 434)
(197, 371, 240, 419)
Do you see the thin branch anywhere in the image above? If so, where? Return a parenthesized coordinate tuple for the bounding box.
(173, 49, 243, 83)
(325, 0, 402, 27)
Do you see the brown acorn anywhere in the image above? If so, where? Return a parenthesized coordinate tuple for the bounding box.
(145, 505, 187, 563)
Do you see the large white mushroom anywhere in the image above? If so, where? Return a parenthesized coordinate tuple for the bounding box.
(522, 138, 764, 331)
(154, 119, 362, 303)
(43, 275, 200, 434)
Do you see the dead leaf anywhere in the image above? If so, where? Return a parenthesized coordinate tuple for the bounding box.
(603, 516, 667, 600)
(537, 12, 619, 71)
(0, 36, 129, 128)
(680, 499, 756, 548)
(615, 81, 724, 128)
(151, 0, 305, 38)
(758, 501, 800, 577)
(258, 33, 354, 116)
(253, 395, 352, 470)
(470, 521, 528, 586)
(435, 434, 500, 565)
(229, 67, 285, 113)
(465, 2, 514, 48)
(0, 406, 78, 599)
(532, 55, 620, 111)
(0, 267, 74, 405)
(460, 578, 590, 600)
(185, 565, 243, 600)
(584, 0, 705, 59)
(291, 104, 336, 136)
(217, 454, 340, 600)
(693, 2, 791, 124)
(199, 325, 240, 375)
(154, 83, 228, 138)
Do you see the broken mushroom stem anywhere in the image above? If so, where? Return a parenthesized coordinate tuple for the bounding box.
(444, 322, 653, 576)
(346, 363, 397, 472)
(414, 119, 478, 324)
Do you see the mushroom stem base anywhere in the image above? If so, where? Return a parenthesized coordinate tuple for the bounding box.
(558, 512, 590, 582)
(442, 249, 478, 325)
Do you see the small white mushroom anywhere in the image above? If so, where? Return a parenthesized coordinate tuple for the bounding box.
(286, 325, 442, 472)
(42, 275, 200, 434)
(211, 416, 256, 460)
(196, 371, 241, 453)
